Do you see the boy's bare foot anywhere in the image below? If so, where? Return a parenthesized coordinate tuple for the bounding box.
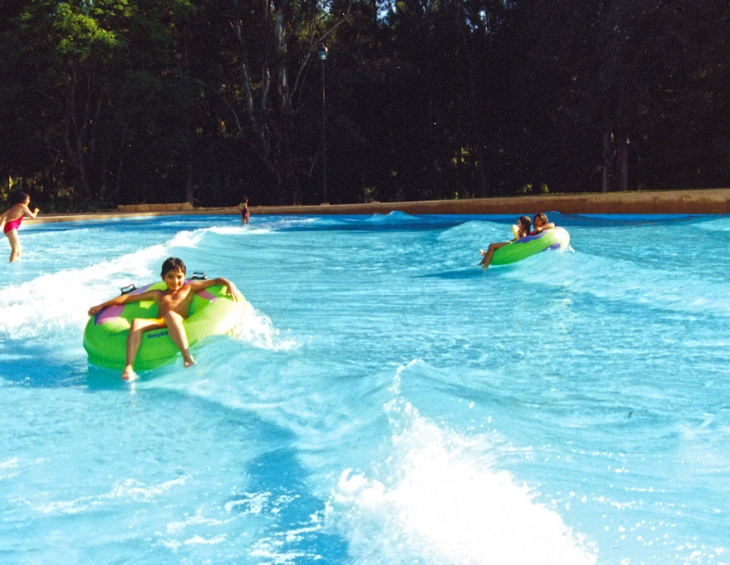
(121, 366, 138, 381)
(183, 353, 195, 368)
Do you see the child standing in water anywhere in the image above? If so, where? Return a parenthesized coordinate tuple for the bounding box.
(1, 192, 39, 262)
(239, 196, 250, 225)
(88, 257, 243, 381)
(480, 215, 532, 268)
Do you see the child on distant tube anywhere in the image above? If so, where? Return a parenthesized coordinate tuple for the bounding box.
(88, 257, 243, 381)
(479, 215, 531, 269)
(530, 213, 556, 234)
(1, 192, 39, 262)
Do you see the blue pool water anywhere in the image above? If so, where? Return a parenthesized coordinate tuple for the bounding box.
(1, 212, 728, 565)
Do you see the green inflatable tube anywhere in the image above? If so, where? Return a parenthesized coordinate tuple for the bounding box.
(83, 281, 246, 371)
(490, 226, 571, 266)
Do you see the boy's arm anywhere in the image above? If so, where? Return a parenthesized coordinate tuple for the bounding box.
(189, 277, 243, 301)
(88, 289, 159, 316)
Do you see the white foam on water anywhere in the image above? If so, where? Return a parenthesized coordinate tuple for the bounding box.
(248, 538, 308, 563)
(224, 492, 271, 515)
(0, 457, 20, 481)
(230, 304, 300, 351)
(183, 534, 227, 545)
(28, 476, 188, 516)
(208, 225, 273, 236)
(325, 363, 597, 565)
(0, 353, 33, 361)
(0, 229, 208, 342)
(167, 229, 209, 248)
(166, 511, 231, 534)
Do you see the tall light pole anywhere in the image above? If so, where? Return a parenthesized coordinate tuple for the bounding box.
(318, 44, 328, 203)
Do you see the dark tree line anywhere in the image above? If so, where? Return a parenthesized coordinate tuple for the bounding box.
(0, 0, 727, 210)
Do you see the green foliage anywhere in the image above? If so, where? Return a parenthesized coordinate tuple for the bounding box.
(53, 1, 125, 59)
(0, 0, 728, 209)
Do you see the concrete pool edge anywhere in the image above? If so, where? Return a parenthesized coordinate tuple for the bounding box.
(30, 188, 730, 225)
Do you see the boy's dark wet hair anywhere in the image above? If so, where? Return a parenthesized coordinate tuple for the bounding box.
(11, 192, 30, 205)
(161, 257, 186, 277)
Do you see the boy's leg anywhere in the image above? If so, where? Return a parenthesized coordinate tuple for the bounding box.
(123, 318, 164, 380)
(164, 312, 195, 368)
(6, 230, 20, 262)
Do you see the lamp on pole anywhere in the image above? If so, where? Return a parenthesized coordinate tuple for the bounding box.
(317, 44, 328, 203)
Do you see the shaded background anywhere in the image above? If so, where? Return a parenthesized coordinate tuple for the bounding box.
(1, 0, 727, 209)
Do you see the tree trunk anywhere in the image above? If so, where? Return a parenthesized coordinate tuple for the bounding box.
(602, 129, 614, 192)
(463, 36, 489, 197)
(185, 150, 195, 205)
(617, 139, 629, 191)
(228, 0, 350, 205)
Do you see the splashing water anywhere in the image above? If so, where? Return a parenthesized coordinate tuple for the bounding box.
(0, 213, 728, 565)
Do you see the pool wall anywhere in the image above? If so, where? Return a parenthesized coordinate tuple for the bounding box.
(30, 187, 730, 226)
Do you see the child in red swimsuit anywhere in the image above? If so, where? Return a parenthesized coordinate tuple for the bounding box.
(1, 192, 39, 262)
(239, 196, 250, 225)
